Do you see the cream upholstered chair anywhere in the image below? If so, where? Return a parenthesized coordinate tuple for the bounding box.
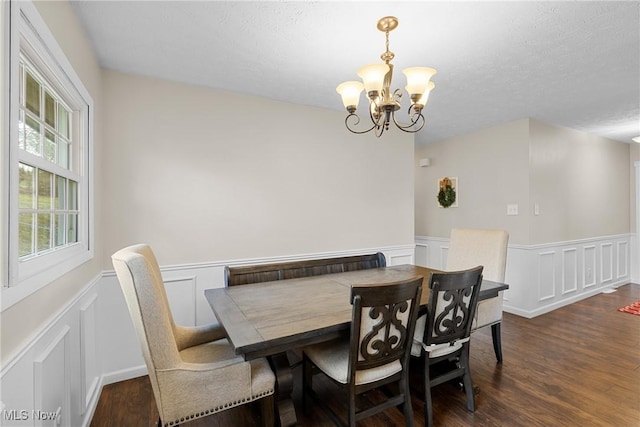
(410, 267, 483, 427)
(112, 244, 275, 427)
(446, 228, 509, 362)
(302, 277, 423, 427)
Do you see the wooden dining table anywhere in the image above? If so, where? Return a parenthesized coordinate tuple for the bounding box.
(205, 264, 508, 426)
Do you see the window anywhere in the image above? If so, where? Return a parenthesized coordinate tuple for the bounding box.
(3, 0, 94, 310)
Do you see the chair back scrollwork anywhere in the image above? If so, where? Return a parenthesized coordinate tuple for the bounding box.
(349, 277, 423, 373)
(425, 266, 483, 347)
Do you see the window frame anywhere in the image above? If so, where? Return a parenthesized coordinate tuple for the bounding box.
(2, 0, 94, 310)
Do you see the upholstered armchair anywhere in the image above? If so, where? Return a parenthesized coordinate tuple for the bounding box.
(112, 244, 275, 427)
(446, 228, 509, 362)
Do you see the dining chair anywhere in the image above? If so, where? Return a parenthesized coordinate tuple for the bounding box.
(410, 266, 483, 427)
(302, 277, 423, 427)
(112, 244, 276, 427)
(446, 228, 509, 362)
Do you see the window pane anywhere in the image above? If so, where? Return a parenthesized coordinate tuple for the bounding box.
(25, 114, 41, 155)
(55, 214, 65, 246)
(37, 169, 53, 210)
(44, 130, 56, 162)
(45, 91, 55, 127)
(58, 140, 68, 169)
(55, 176, 66, 209)
(68, 180, 77, 210)
(68, 213, 78, 243)
(19, 163, 35, 209)
(18, 213, 34, 257)
(37, 213, 51, 251)
(19, 63, 24, 106)
(26, 71, 40, 116)
(58, 105, 69, 139)
(18, 110, 25, 149)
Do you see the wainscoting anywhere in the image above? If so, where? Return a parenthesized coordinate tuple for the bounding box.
(415, 234, 632, 318)
(0, 245, 414, 427)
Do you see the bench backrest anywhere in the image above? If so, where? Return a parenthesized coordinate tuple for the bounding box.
(225, 252, 387, 286)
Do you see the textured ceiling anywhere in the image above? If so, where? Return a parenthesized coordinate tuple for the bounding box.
(70, 1, 640, 145)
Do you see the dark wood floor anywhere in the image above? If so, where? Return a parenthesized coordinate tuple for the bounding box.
(91, 284, 640, 426)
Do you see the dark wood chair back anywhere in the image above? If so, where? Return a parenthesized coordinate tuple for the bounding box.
(224, 252, 387, 286)
(424, 266, 483, 348)
(349, 277, 423, 377)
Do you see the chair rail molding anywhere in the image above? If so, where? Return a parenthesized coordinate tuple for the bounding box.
(1, 244, 414, 427)
(415, 234, 632, 318)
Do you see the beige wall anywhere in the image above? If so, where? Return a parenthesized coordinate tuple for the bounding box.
(416, 118, 631, 245)
(1, 1, 7, 291)
(1, 0, 103, 365)
(102, 71, 415, 265)
(529, 119, 630, 244)
(415, 119, 531, 243)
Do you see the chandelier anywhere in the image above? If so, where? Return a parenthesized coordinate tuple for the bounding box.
(336, 16, 437, 137)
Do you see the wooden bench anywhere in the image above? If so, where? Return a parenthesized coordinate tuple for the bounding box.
(224, 252, 387, 286)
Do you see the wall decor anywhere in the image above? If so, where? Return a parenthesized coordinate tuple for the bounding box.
(437, 176, 458, 208)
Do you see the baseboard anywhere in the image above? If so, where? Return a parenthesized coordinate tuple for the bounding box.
(504, 279, 629, 318)
(101, 365, 148, 386)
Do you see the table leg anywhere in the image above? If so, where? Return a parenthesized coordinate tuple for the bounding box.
(268, 352, 297, 427)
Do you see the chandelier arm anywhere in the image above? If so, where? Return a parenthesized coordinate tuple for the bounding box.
(391, 110, 426, 133)
(368, 99, 387, 131)
(345, 113, 377, 134)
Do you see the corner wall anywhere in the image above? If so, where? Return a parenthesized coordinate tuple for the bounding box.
(529, 119, 630, 244)
(415, 119, 530, 244)
(415, 118, 631, 246)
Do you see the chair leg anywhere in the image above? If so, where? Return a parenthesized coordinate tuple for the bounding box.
(400, 375, 415, 427)
(491, 323, 503, 363)
(460, 345, 475, 412)
(348, 390, 357, 427)
(302, 353, 312, 413)
(260, 394, 275, 427)
(424, 357, 434, 427)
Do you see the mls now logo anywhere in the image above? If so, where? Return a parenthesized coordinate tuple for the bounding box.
(2, 409, 29, 421)
(1, 407, 59, 422)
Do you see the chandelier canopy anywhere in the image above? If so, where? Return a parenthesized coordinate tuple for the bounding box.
(337, 16, 437, 137)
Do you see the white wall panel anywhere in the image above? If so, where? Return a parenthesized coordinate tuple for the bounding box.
(79, 295, 99, 414)
(415, 244, 428, 267)
(538, 251, 556, 301)
(601, 243, 613, 282)
(562, 248, 578, 295)
(618, 241, 629, 278)
(34, 326, 70, 427)
(416, 234, 631, 318)
(583, 245, 597, 288)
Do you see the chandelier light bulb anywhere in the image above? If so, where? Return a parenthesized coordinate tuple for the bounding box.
(416, 82, 436, 107)
(336, 81, 365, 112)
(403, 67, 437, 98)
(357, 63, 390, 98)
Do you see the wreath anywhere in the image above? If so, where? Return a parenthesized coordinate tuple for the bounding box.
(438, 178, 456, 208)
